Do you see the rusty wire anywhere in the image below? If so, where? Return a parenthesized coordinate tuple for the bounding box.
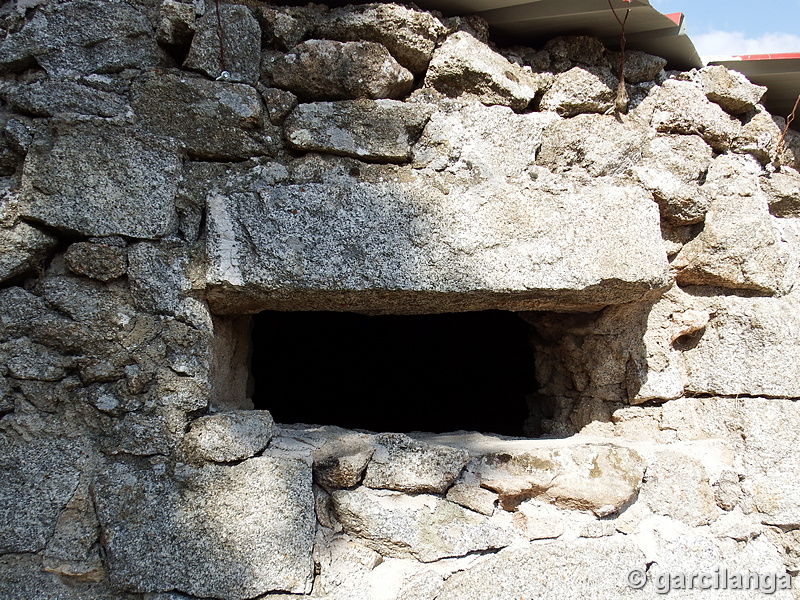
(607, 0, 631, 113)
(214, 0, 229, 77)
(774, 94, 800, 168)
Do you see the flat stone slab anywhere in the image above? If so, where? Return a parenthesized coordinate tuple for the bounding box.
(19, 123, 180, 238)
(95, 456, 315, 598)
(205, 166, 670, 314)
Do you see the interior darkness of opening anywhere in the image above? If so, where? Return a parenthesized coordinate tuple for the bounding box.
(250, 310, 537, 436)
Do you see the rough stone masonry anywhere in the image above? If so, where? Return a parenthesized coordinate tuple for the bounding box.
(1, 0, 800, 598)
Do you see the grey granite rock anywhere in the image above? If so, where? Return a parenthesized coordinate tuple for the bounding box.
(0, 413, 89, 553)
(761, 166, 800, 217)
(315, 3, 447, 73)
(0, 553, 132, 600)
(673, 156, 797, 295)
(204, 162, 670, 314)
(637, 450, 719, 526)
(634, 79, 741, 152)
(537, 113, 652, 176)
(733, 107, 787, 165)
(437, 536, 647, 599)
(313, 433, 375, 490)
(0, 79, 129, 118)
(543, 36, 609, 70)
(412, 101, 558, 179)
(131, 70, 280, 161)
(363, 433, 469, 494)
(253, 4, 324, 51)
(608, 50, 668, 84)
(184, 3, 261, 85)
(642, 134, 714, 184)
(156, 0, 196, 47)
(331, 487, 520, 562)
(19, 123, 180, 238)
(258, 86, 298, 124)
(0, 0, 165, 77)
(0, 215, 57, 284)
(539, 65, 617, 117)
(683, 293, 800, 399)
(95, 456, 315, 598)
(284, 99, 433, 162)
(271, 39, 414, 101)
(446, 483, 498, 516)
(697, 65, 767, 114)
(423, 32, 543, 110)
(65, 241, 127, 282)
(180, 410, 274, 463)
(474, 442, 646, 516)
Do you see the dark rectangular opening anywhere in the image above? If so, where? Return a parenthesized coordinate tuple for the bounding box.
(250, 310, 537, 436)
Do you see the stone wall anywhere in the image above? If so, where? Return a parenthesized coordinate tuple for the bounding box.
(1, 0, 800, 598)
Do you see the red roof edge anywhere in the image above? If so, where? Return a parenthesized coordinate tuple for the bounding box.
(664, 12, 683, 26)
(725, 53, 800, 61)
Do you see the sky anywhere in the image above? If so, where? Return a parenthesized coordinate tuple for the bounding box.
(648, 0, 800, 59)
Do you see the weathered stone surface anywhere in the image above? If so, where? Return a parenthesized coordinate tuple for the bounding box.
(697, 65, 767, 114)
(316, 3, 447, 73)
(131, 70, 279, 160)
(205, 165, 670, 314)
(253, 4, 324, 51)
(312, 532, 444, 600)
(184, 3, 261, 85)
(543, 36, 609, 70)
(423, 32, 542, 110)
(95, 456, 315, 598)
(0, 79, 129, 118)
(0, 0, 165, 77)
(762, 166, 800, 217)
(683, 294, 800, 399)
(412, 101, 558, 178)
(539, 65, 617, 117)
(284, 99, 432, 162)
(156, 0, 196, 47)
(0, 194, 57, 283)
(608, 50, 667, 84)
(0, 413, 89, 553)
(673, 156, 797, 294)
(363, 433, 468, 494)
(126, 242, 207, 326)
(446, 483, 498, 516)
(642, 134, 714, 184)
(258, 86, 298, 124)
(0, 553, 129, 600)
(635, 79, 741, 151)
(209, 315, 253, 412)
(64, 241, 127, 282)
(180, 410, 274, 463)
(473, 442, 646, 516)
(537, 113, 652, 176)
(633, 166, 710, 225)
(331, 487, 520, 562)
(633, 516, 791, 598)
(313, 434, 375, 490)
(19, 123, 180, 238)
(732, 107, 783, 165)
(42, 483, 106, 582)
(437, 536, 648, 599)
(637, 450, 719, 526)
(271, 39, 414, 101)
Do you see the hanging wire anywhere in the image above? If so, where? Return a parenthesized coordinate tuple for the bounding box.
(774, 94, 800, 169)
(607, 0, 631, 113)
(214, 0, 230, 80)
